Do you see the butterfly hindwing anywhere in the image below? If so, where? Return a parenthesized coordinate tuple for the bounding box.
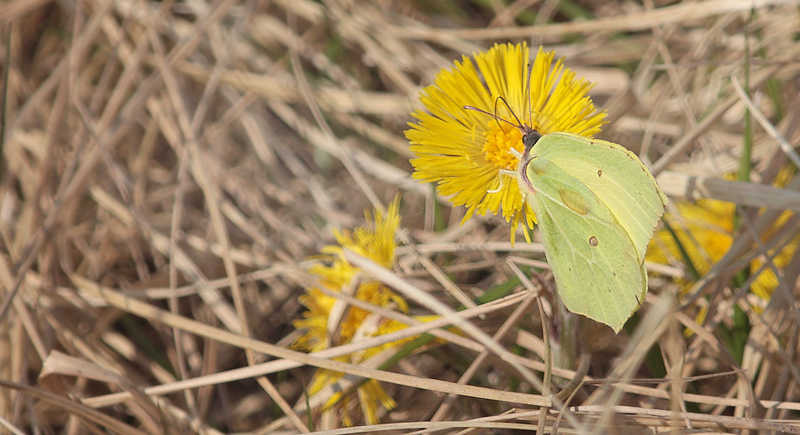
(522, 154, 647, 332)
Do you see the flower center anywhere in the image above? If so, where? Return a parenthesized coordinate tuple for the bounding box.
(482, 121, 525, 170)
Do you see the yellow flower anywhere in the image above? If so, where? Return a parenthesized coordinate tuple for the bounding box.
(292, 197, 414, 425)
(405, 43, 606, 240)
(647, 168, 799, 306)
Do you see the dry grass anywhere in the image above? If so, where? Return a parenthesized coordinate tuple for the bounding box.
(1, 0, 800, 433)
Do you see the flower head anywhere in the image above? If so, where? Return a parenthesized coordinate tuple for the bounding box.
(405, 43, 606, 240)
(647, 168, 799, 306)
(292, 197, 413, 425)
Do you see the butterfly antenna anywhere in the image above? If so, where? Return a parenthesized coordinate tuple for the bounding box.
(520, 51, 535, 126)
(495, 96, 524, 128)
(463, 105, 521, 131)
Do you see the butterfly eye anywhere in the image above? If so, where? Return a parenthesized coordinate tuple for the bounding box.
(522, 130, 542, 152)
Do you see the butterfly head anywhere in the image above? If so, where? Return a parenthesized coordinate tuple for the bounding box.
(520, 126, 542, 154)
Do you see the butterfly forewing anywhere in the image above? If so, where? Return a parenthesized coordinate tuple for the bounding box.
(530, 133, 668, 261)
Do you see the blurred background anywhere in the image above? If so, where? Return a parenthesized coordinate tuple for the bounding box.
(1, 0, 800, 433)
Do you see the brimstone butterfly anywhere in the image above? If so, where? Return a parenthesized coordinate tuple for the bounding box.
(517, 129, 668, 332)
(466, 104, 668, 332)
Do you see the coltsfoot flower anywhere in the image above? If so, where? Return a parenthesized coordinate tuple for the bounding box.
(293, 197, 414, 425)
(647, 168, 799, 321)
(406, 43, 606, 241)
